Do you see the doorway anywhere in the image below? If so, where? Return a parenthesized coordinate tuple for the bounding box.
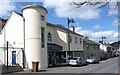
(48, 53, 52, 66)
(12, 51, 16, 65)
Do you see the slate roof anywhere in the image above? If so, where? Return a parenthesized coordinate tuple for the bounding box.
(83, 39, 99, 45)
(0, 18, 7, 32)
(47, 22, 84, 37)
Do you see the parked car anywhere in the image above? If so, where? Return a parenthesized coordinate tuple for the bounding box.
(86, 57, 99, 64)
(69, 57, 86, 66)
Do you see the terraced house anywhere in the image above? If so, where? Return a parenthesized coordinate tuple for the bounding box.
(47, 23, 84, 66)
(83, 38, 100, 60)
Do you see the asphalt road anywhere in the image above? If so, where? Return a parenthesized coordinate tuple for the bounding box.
(42, 57, 119, 73)
(2, 57, 119, 75)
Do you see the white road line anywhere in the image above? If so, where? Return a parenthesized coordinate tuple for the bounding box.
(85, 66, 98, 71)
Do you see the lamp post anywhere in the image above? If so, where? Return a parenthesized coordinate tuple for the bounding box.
(67, 18, 74, 59)
(102, 36, 106, 44)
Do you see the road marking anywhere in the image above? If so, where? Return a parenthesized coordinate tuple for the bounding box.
(85, 66, 98, 71)
(85, 68, 92, 71)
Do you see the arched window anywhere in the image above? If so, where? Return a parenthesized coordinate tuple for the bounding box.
(47, 32, 52, 42)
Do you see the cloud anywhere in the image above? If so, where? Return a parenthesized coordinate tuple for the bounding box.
(43, 0, 101, 20)
(0, 0, 16, 18)
(75, 27, 118, 43)
(93, 24, 100, 29)
(75, 27, 92, 36)
(112, 19, 120, 26)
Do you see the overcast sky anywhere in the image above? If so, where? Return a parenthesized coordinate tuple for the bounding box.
(0, 0, 119, 43)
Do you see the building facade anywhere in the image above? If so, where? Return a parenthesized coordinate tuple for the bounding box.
(0, 4, 84, 69)
(99, 43, 116, 59)
(47, 23, 84, 66)
(83, 38, 100, 60)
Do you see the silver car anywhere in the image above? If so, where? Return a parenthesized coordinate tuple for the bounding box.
(86, 57, 99, 64)
(69, 57, 86, 66)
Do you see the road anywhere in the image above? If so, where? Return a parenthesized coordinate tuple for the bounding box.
(2, 57, 119, 75)
(42, 57, 119, 73)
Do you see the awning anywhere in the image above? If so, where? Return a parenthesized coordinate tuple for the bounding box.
(47, 43, 63, 51)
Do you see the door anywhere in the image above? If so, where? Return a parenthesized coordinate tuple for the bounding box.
(48, 53, 52, 66)
(12, 51, 16, 65)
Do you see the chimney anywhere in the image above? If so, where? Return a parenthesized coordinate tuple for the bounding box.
(85, 36, 89, 39)
(70, 26, 75, 32)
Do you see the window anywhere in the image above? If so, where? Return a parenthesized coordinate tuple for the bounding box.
(41, 15, 44, 21)
(48, 32, 52, 42)
(79, 38, 82, 44)
(75, 37, 77, 43)
(86, 44, 89, 49)
(41, 27, 45, 48)
(69, 36, 72, 43)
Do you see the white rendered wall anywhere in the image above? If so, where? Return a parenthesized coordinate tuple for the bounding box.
(46, 25, 84, 51)
(22, 5, 48, 70)
(0, 12, 24, 66)
(100, 44, 107, 52)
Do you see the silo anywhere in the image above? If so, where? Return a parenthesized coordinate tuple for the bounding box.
(22, 4, 48, 70)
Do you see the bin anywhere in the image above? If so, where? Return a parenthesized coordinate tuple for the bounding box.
(32, 61, 39, 72)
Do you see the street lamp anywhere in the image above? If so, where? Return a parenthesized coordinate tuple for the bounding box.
(67, 18, 75, 59)
(102, 36, 106, 44)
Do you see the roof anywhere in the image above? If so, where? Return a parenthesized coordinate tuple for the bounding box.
(0, 18, 7, 32)
(83, 39, 99, 45)
(22, 4, 48, 14)
(47, 43, 63, 51)
(0, 12, 22, 33)
(47, 22, 84, 37)
(0, 11, 84, 37)
(101, 43, 113, 47)
(13, 11, 23, 17)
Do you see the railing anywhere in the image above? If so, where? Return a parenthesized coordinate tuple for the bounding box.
(0, 41, 24, 68)
(0, 60, 6, 67)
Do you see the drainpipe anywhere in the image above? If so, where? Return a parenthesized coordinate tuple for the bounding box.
(7, 41, 8, 70)
(23, 17, 25, 68)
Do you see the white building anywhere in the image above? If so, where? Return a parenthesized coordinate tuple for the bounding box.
(99, 43, 116, 59)
(0, 4, 84, 70)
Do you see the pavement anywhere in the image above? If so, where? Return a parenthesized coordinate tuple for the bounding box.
(1, 57, 119, 75)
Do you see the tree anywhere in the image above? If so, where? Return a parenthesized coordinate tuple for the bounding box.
(70, 0, 119, 9)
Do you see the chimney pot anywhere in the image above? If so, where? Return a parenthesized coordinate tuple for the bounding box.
(70, 26, 75, 32)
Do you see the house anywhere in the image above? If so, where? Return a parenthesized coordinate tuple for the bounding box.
(99, 43, 116, 59)
(0, 4, 84, 70)
(47, 23, 84, 66)
(111, 41, 120, 56)
(83, 37, 100, 60)
(0, 12, 24, 68)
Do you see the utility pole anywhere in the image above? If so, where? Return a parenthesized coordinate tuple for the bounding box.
(102, 36, 106, 44)
(67, 18, 74, 59)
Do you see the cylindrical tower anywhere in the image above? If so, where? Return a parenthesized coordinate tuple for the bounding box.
(22, 4, 48, 70)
